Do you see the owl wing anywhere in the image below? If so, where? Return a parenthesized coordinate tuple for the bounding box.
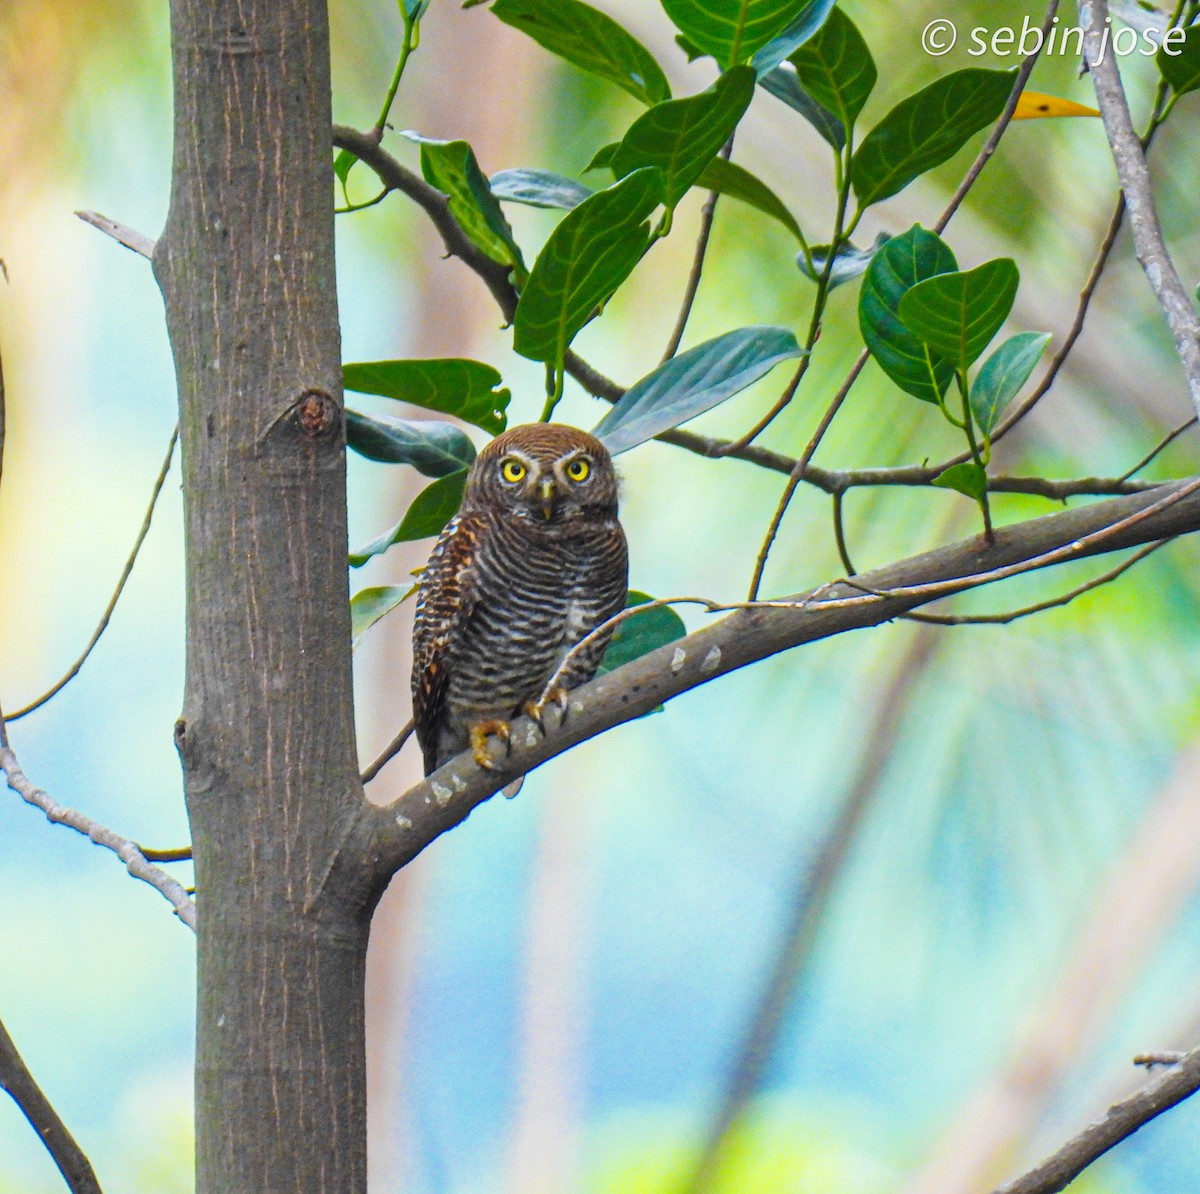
(411, 513, 481, 775)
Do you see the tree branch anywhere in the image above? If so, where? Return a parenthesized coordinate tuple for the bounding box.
(993, 1043, 1200, 1194)
(352, 476, 1200, 884)
(0, 1014, 103, 1194)
(74, 210, 156, 259)
(1081, 0, 1200, 419)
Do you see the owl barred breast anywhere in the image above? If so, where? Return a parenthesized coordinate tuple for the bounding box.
(411, 423, 629, 776)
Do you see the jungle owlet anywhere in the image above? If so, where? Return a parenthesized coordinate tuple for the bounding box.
(411, 423, 628, 777)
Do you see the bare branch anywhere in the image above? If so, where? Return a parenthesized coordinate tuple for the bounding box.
(74, 210, 156, 259)
(7, 427, 179, 721)
(361, 718, 416, 784)
(0, 1015, 103, 1194)
(1135, 1052, 1186, 1069)
(0, 712, 197, 930)
(993, 1042, 1200, 1194)
(1081, 0, 1200, 418)
(1119, 416, 1198, 483)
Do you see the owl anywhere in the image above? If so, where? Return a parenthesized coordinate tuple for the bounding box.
(411, 423, 629, 778)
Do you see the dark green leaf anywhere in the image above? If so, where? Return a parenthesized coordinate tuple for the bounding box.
(611, 67, 756, 209)
(695, 156, 803, 241)
(334, 148, 358, 192)
(344, 410, 476, 476)
(858, 224, 958, 404)
(676, 33, 707, 61)
(585, 142, 620, 173)
(491, 0, 671, 106)
(661, 0, 818, 68)
(403, 132, 525, 269)
(403, 0, 432, 18)
(490, 168, 593, 210)
(351, 584, 418, 647)
(597, 590, 687, 674)
(1158, 22, 1200, 95)
(970, 331, 1050, 437)
(758, 65, 844, 149)
(897, 258, 1020, 373)
(593, 325, 805, 454)
(513, 167, 665, 365)
(851, 68, 1016, 208)
(797, 232, 890, 290)
(343, 358, 511, 435)
(751, 0, 836, 75)
(933, 462, 987, 502)
(349, 471, 468, 566)
(788, 7, 876, 131)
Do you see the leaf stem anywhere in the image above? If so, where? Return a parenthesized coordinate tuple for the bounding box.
(373, 10, 419, 139)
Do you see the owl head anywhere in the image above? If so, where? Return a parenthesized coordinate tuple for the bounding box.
(465, 423, 619, 530)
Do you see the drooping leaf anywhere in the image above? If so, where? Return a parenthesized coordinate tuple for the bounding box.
(351, 584, 418, 647)
(970, 331, 1051, 436)
(750, 0, 837, 75)
(758, 64, 844, 149)
(851, 68, 1016, 209)
(787, 7, 876, 131)
(1158, 21, 1200, 96)
(858, 225, 958, 404)
(1012, 91, 1100, 119)
(513, 167, 665, 365)
(343, 358, 511, 434)
(897, 258, 1020, 374)
(597, 590, 687, 674)
(490, 168, 593, 210)
(349, 471, 469, 566)
(610, 67, 756, 209)
(402, 132, 524, 269)
(490, 0, 671, 106)
(334, 148, 358, 199)
(593, 325, 805, 455)
(797, 232, 890, 290)
(661, 0, 819, 68)
(344, 410, 476, 476)
(933, 462, 988, 502)
(695, 156, 803, 241)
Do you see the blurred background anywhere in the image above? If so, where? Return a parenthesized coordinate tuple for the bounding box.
(2, 1, 1200, 1191)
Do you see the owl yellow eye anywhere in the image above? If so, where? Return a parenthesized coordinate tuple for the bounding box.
(566, 458, 591, 482)
(500, 459, 526, 484)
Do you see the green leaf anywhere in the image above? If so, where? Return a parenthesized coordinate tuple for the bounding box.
(750, 0, 836, 75)
(897, 258, 1020, 374)
(970, 331, 1051, 437)
(1158, 22, 1200, 96)
(933, 462, 987, 502)
(797, 231, 890, 290)
(513, 167, 665, 365)
(344, 410, 476, 476)
(343, 358, 511, 435)
(759, 65, 844, 149)
(593, 325, 805, 454)
(676, 33, 707, 61)
(610, 67, 756, 210)
(349, 471, 469, 566)
(490, 168, 593, 210)
(695, 156, 803, 241)
(597, 590, 686, 674)
(661, 0, 818, 68)
(787, 7, 876, 132)
(584, 142, 620, 173)
(334, 148, 358, 198)
(858, 225, 958, 404)
(490, 0, 671, 106)
(351, 584, 418, 648)
(402, 132, 525, 269)
(403, 0, 432, 18)
(851, 68, 1016, 209)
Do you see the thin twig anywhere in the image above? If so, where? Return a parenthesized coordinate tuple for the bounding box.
(0, 1015, 103, 1194)
(0, 706, 197, 930)
(74, 211, 156, 259)
(1134, 1052, 1186, 1069)
(993, 1039, 1200, 1194)
(361, 718, 416, 784)
(7, 427, 179, 721)
(1081, 0, 1200, 419)
(1118, 416, 1198, 483)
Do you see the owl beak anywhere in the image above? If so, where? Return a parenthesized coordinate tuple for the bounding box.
(538, 477, 556, 520)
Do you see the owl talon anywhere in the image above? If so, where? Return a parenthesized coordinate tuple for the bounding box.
(469, 720, 512, 770)
(524, 684, 570, 735)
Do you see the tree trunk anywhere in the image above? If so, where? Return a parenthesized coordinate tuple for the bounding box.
(153, 3, 370, 1189)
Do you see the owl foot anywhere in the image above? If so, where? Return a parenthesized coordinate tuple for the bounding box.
(524, 684, 570, 735)
(469, 720, 512, 771)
